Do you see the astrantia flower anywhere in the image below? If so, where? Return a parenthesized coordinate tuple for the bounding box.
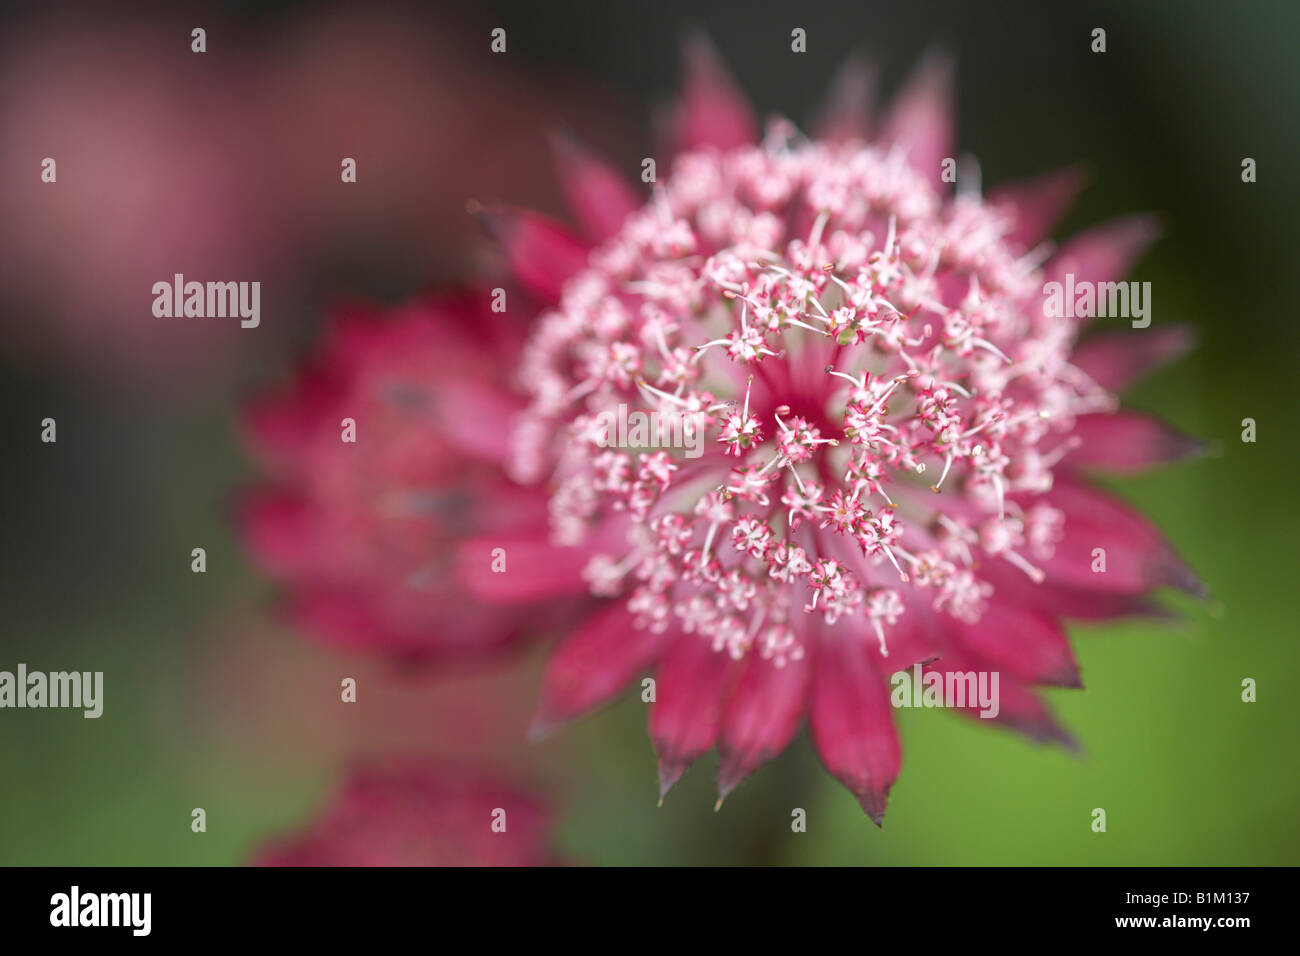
(458, 40, 1201, 820)
(239, 291, 581, 662)
(254, 763, 556, 866)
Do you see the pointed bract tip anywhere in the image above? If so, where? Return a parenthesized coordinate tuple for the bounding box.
(681, 27, 722, 67)
(856, 789, 889, 827)
(466, 199, 507, 239)
(990, 164, 1088, 246)
(657, 758, 686, 802)
(814, 55, 878, 142)
(914, 47, 956, 83)
(549, 124, 579, 148)
(547, 125, 589, 164)
(1045, 722, 1083, 757)
(1042, 161, 1089, 191)
(1132, 599, 1181, 623)
(1174, 434, 1212, 465)
(889, 47, 955, 111)
(715, 762, 744, 809)
(526, 707, 560, 743)
(1156, 558, 1210, 600)
(679, 28, 734, 95)
(1163, 322, 1199, 357)
(466, 200, 535, 245)
(1060, 732, 1086, 759)
(836, 52, 876, 86)
(1055, 666, 1085, 690)
(672, 27, 757, 153)
(1106, 212, 1164, 251)
(1181, 571, 1212, 601)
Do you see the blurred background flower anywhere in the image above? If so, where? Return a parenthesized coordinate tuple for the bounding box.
(0, 2, 632, 399)
(0, 14, 288, 394)
(255, 761, 558, 866)
(237, 289, 572, 663)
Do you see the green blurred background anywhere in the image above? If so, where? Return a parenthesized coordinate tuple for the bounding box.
(1, 0, 1296, 864)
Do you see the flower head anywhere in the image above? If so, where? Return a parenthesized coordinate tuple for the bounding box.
(239, 291, 578, 662)
(242, 37, 1202, 822)
(254, 762, 556, 866)
(469, 40, 1202, 820)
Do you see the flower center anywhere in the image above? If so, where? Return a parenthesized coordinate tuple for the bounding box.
(512, 132, 1109, 664)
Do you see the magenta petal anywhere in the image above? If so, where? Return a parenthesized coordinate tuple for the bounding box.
(237, 490, 319, 577)
(978, 561, 1171, 622)
(1038, 479, 1205, 596)
(873, 589, 945, 667)
(1071, 325, 1196, 392)
(283, 590, 391, 654)
(1066, 410, 1205, 473)
(254, 763, 554, 866)
(549, 130, 642, 241)
(1044, 214, 1160, 290)
(808, 637, 901, 824)
(432, 379, 522, 466)
(472, 205, 589, 304)
(949, 602, 1082, 688)
(924, 652, 1078, 751)
(285, 586, 530, 662)
(240, 369, 340, 476)
(813, 57, 877, 144)
(649, 635, 739, 800)
(530, 604, 673, 738)
(456, 533, 591, 602)
(672, 33, 758, 154)
(878, 52, 955, 188)
(716, 653, 811, 804)
(1049, 478, 1169, 548)
(988, 165, 1084, 248)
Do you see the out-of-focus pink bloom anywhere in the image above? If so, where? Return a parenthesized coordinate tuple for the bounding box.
(239, 289, 576, 662)
(189, 606, 545, 772)
(254, 762, 556, 866)
(451, 40, 1202, 821)
(0, 7, 630, 395)
(255, 7, 634, 283)
(0, 17, 287, 391)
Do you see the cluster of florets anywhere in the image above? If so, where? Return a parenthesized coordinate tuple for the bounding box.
(512, 125, 1111, 666)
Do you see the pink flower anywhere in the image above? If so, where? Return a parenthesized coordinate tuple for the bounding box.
(0, 16, 290, 393)
(0, 7, 628, 396)
(456, 40, 1201, 821)
(239, 38, 1201, 821)
(254, 762, 556, 866)
(239, 290, 578, 663)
